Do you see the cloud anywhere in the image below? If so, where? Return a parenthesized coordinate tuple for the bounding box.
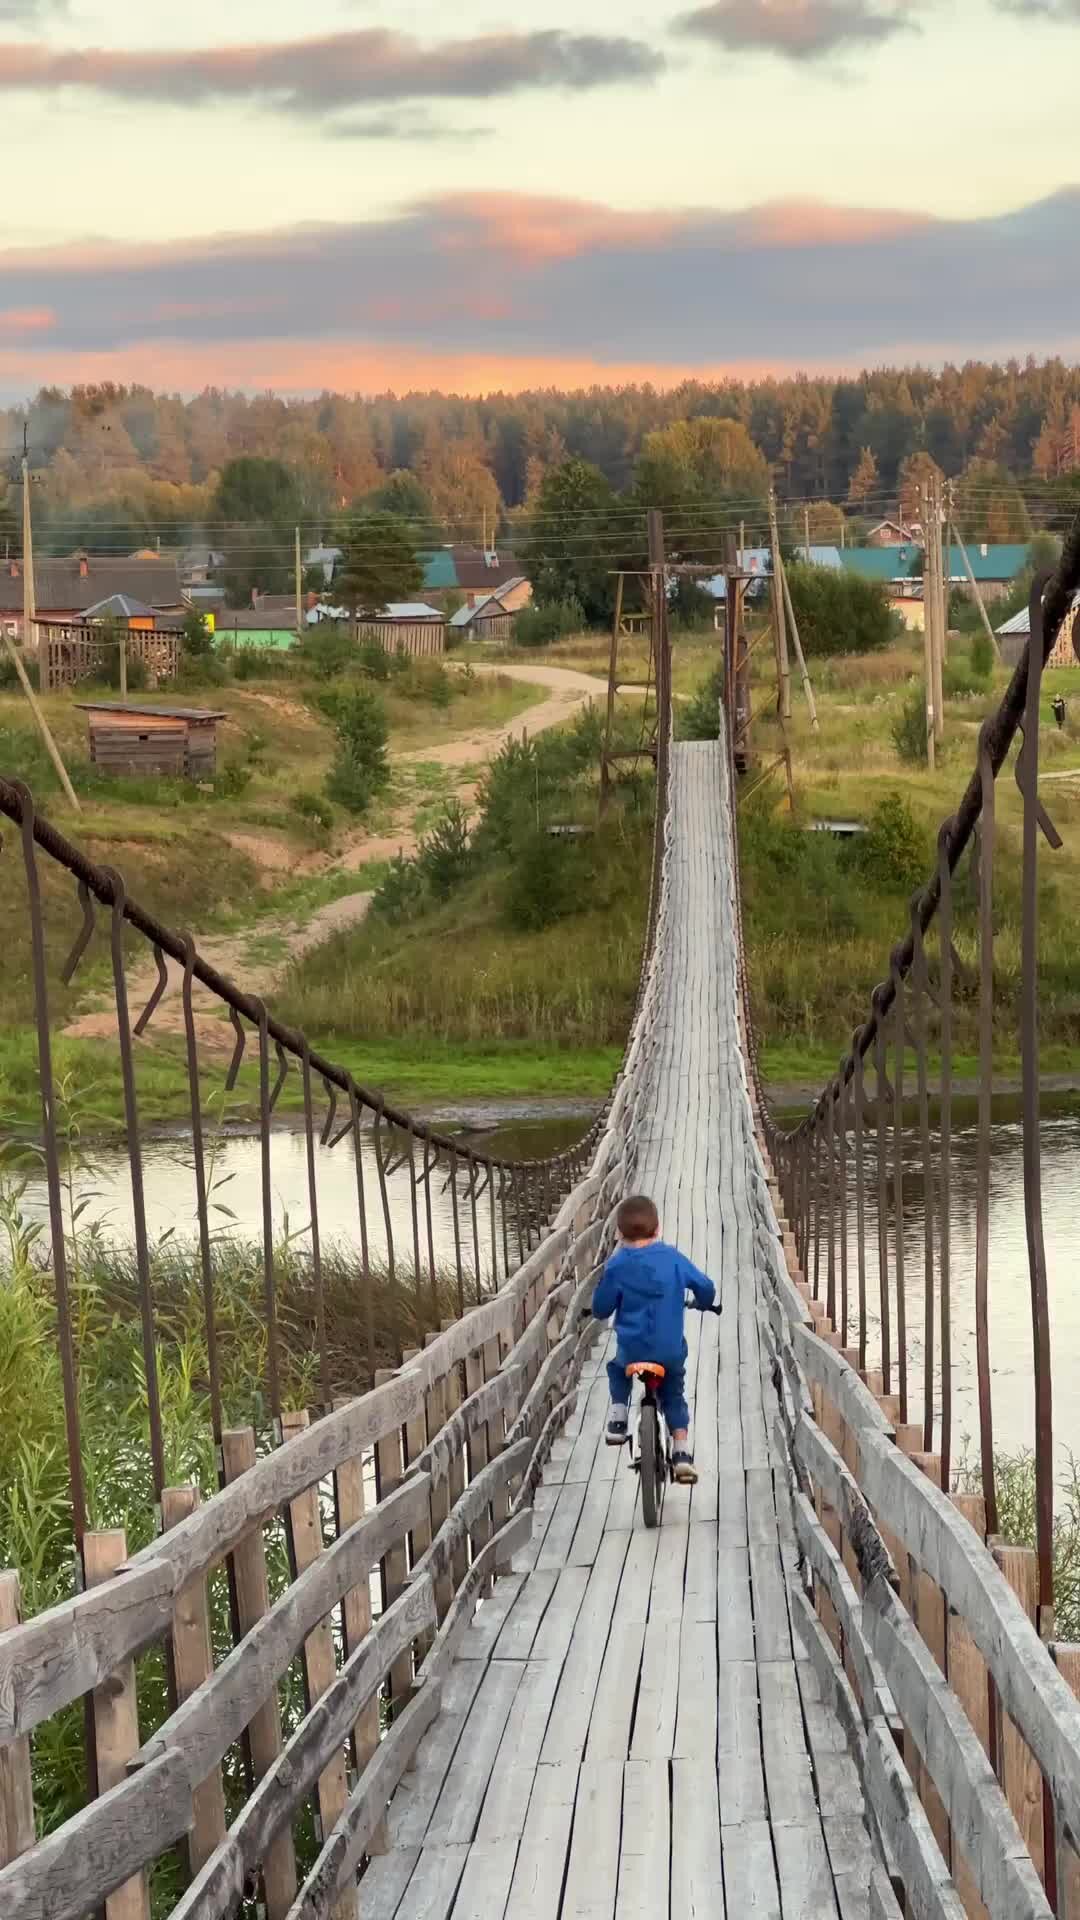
(326, 112, 493, 143)
(994, 0, 1080, 14)
(0, 28, 662, 117)
(1, 188, 1079, 393)
(0, 0, 65, 18)
(676, 0, 913, 57)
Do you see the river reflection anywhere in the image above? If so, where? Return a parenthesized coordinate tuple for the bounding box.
(796, 1096, 1080, 1465)
(10, 1095, 1080, 1463)
(10, 1103, 593, 1290)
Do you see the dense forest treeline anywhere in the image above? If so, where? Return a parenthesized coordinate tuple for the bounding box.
(3, 361, 1080, 560)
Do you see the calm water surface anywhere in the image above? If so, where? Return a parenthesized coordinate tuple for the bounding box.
(11, 1094, 1080, 1462)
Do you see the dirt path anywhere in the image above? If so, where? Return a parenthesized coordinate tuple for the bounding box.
(64, 665, 609, 1043)
(396, 663, 608, 769)
(64, 891, 374, 1052)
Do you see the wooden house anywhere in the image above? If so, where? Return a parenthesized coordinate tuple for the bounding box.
(76, 703, 226, 779)
(354, 603, 446, 657)
(449, 593, 514, 644)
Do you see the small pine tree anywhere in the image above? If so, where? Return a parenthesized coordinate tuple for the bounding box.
(847, 446, 879, 508)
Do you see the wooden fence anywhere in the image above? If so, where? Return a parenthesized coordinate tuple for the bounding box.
(0, 837, 667, 1920)
(717, 728, 1080, 1920)
(353, 618, 445, 659)
(37, 623, 181, 693)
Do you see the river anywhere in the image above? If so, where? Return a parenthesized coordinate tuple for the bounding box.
(7, 1094, 1080, 1466)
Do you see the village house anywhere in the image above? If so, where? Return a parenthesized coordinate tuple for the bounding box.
(449, 593, 515, 644)
(0, 553, 185, 644)
(997, 594, 1080, 669)
(355, 602, 446, 656)
(866, 517, 924, 548)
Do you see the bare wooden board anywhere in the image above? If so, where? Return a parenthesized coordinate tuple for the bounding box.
(720, 1822, 780, 1917)
(502, 1761, 578, 1920)
(615, 1760, 670, 1920)
(671, 1758, 725, 1920)
(475, 1659, 562, 1844)
(561, 1760, 624, 1919)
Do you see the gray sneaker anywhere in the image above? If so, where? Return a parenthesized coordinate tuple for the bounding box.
(606, 1408, 629, 1446)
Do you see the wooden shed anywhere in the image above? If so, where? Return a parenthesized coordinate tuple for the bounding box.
(76, 703, 226, 779)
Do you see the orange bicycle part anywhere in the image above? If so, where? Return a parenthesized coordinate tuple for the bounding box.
(626, 1361, 665, 1380)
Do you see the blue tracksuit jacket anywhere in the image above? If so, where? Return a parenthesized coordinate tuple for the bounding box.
(592, 1242, 716, 1433)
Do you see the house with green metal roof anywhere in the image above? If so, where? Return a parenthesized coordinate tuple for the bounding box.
(841, 542, 1028, 601)
(420, 549, 460, 595)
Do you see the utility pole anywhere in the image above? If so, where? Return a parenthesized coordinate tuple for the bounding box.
(295, 525, 303, 639)
(932, 474, 945, 744)
(780, 564, 819, 732)
(948, 480, 1000, 660)
(768, 488, 791, 720)
(920, 484, 936, 771)
(21, 427, 35, 652)
(4, 434, 80, 811)
(803, 503, 811, 557)
(647, 509, 671, 803)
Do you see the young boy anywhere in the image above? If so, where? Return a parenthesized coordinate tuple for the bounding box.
(591, 1194, 717, 1485)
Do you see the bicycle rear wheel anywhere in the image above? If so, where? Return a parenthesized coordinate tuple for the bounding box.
(640, 1403, 663, 1529)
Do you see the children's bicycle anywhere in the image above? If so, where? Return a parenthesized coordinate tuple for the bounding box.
(624, 1298, 723, 1530)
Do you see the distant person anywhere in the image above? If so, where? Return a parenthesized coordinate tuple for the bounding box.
(591, 1194, 717, 1484)
(1053, 694, 1067, 731)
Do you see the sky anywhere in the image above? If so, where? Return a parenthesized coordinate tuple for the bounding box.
(1, 0, 1079, 397)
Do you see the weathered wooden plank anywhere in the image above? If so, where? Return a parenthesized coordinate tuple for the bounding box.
(0, 1575, 35, 1867)
(408, 1369, 522, 1491)
(281, 1411, 354, 1920)
(671, 1757, 725, 1919)
(674, 1617, 718, 1761)
(716, 1548, 754, 1662)
(141, 1474, 430, 1788)
(864, 1720, 968, 1920)
(863, 1574, 1053, 1920)
(221, 1427, 299, 1919)
(387, 1664, 486, 1849)
(84, 1531, 151, 1920)
(529, 1566, 590, 1665)
(426, 1663, 523, 1846)
(502, 1760, 578, 1919)
(354, 1849, 420, 1920)
(853, 1425, 1080, 1849)
(772, 1824, 840, 1919)
(561, 1759, 623, 1919)
(415, 1511, 532, 1685)
(449, 1840, 519, 1920)
(750, 1544, 792, 1663)
(540, 1532, 631, 1764)
(160, 1488, 228, 1879)
(455, 1573, 525, 1661)
(380, 1844, 467, 1920)
(717, 1664, 766, 1825)
(722, 1822, 781, 1916)
(170, 1581, 436, 1920)
(616, 1759, 670, 1920)
(759, 1661, 818, 1825)
(475, 1658, 562, 1844)
(285, 1683, 444, 1920)
(0, 1751, 191, 1920)
(0, 1557, 174, 1746)
(493, 1570, 558, 1663)
(334, 1435, 385, 1853)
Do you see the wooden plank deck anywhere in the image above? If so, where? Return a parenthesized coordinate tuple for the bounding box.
(361, 744, 875, 1919)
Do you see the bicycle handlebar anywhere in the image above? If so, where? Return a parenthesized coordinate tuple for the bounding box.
(685, 1293, 723, 1314)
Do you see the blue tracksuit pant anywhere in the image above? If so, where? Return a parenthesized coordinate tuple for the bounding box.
(608, 1349, 690, 1432)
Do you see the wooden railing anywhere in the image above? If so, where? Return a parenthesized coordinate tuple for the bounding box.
(37, 622, 181, 692)
(718, 635, 1080, 1920)
(0, 808, 669, 1920)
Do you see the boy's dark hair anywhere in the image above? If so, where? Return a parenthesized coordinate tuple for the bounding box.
(617, 1195, 659, 1241)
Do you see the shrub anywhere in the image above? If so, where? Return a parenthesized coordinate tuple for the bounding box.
(891, 687, 928, 765)
(0, 648, 38, 692)
(357, 638, 391, 681)
(943, 656, 986, 699)
(681, 666, 723, 741)
(786, 562, 894, 656)
(503, 829, 578, 930)
(297, 624, 354, 682)
(373, 851, 428, 924)
(227, 645, 291, 683)
(401, 662, 454, 709)
(971, 629, 995, 683)
(855, 791, 928, 893)
(181, 610, 214, 658)
(97, 646, 148, 693)
(322, 685, 389, 815)
(417, 800, 472, 899)
(513, 598, 584, 649)
(290, 789, 334, 833)
(213, 761, 252, 800)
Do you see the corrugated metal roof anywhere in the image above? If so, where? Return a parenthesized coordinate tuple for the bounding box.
(83, 593, 156, 620)
(0, 556, 184, 612)
(450, 593, 508, 627)
(421, 549, 459, 591)
(997, 591, 1080, 637)
(382, 603, 444, 620)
